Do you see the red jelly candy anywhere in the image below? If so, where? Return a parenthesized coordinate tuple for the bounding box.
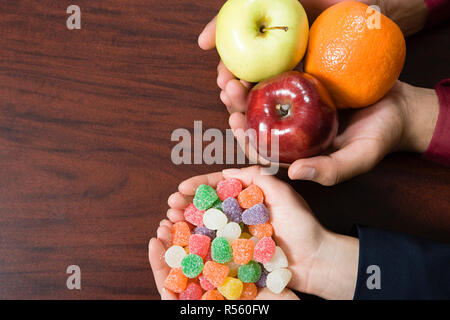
(189, 234, 211, 258)
(199, 274, 215, 291)
(184, 203, 205, 227)
(179, 282, 203, 300)
(253, 237, 276, 264)
(217, 178, 243, 201)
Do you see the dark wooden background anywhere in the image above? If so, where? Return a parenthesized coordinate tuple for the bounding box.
(0, 0, 448, 299)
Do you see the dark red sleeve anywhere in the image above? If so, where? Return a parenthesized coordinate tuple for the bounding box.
(422, 79, 450, 166)
(424, 0, 450, 28)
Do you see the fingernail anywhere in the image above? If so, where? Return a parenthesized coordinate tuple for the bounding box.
(222, 168, 241, 175)
(295, 167, 316, 180)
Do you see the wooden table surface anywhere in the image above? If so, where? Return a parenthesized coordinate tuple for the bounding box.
(0, 0, 449, 300)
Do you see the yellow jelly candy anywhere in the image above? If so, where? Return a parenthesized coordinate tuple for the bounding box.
(239, 232, 252, 239)
(218, 277, 243, 300)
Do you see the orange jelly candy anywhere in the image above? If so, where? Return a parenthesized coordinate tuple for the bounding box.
(202, 289, 225, 300)
(239, 282, 257, 300)
(238, 184, 264, 209)
(249, 223, 273, 238)
(203, 261, 229, 287)
(172, 221, 191, 246)
(164, 267, 188, 293)
(231, 239, 254, 265)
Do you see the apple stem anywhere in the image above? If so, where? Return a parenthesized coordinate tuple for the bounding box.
(261, 26, 289, 33)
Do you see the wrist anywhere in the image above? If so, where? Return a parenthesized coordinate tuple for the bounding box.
(399, 82, 440, 153)
(303, 230, 359, 300)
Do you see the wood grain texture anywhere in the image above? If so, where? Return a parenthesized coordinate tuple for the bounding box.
(0, 0, 448, 299)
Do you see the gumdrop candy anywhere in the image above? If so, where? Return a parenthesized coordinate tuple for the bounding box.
(213, 199, 223, 211)
(216, 222, 241, 242)
(218, 277, 243, 300)
(249, 223, 273, 238)
(181, 254, 204, 278)
(202, 290, 225, 300)
(231, 239, 254, 265)
(179, 281, 203, 300)
(239, 282, 257, 300)
(263, 246, 288, 272)
(199, 274, 215, 291)
(203, 208, 228, 230)
(238, 184, 264, 208)
(164, 268, 188, 293)
(238, 261, 262, 283)
(204, 246, 212, 262)
(253, 237, 276, 264)
(227, 261, 240, 277)
(250, 236, 259, 246)
(266, 268, 292, 294)
(222, 197, 243, 223)
(217, 178, 243, 201)
(189, 234, 211, 258)
(184, 204, 205, 227)
(172, 221, 191, 246)
(203, 261, 229, 287)
(255, 265, 268, 288)
(211, 237, 233, 263)
(242, 203, 269, 225)
(193, 184, 219, 210)
(193, 226, 216, 240)
(164, 245, 187, 268)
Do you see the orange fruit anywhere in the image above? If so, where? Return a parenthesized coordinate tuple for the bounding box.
(304, 1, 406, 109)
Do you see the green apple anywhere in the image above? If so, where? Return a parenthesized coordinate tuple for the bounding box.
(216, 0, 309, 83)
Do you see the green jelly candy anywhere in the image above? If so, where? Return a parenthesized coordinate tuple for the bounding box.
(213, 199, 223, 211)
(211, 237, 233, 264)
(181, 254, 204, 278)
(193, 184, 219, 210)
(238, 261, 261, 283)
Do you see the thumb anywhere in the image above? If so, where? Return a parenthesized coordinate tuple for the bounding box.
(288, 140, 382, 186)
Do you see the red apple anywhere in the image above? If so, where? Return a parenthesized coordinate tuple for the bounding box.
(246, 71, 338, 163)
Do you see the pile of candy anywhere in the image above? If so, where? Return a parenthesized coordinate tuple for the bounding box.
(163, 179, 292, 300)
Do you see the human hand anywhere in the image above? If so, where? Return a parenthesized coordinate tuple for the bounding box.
(151, 166, 360, 299)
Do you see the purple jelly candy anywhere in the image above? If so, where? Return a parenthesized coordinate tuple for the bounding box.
(222, 197, 243, 223)
(256, 265, 268, 288)
(194, 226, 216, 240)
(242, 203, 269, 225)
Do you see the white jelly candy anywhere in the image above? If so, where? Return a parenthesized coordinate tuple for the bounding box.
(203, 208, 228, 230)
(263, 246, 288, 272)
(266, 268, 292, 294)
(164, 245, 187, 268)
(216, 222, 241, 242)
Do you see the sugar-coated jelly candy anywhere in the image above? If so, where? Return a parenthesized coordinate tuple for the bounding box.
(213, 199, 223, 211)
(253, 237, 276, 264)
(238, 184, 264, 209)
(218, 277, 243, 300)
(242, 203, 269, 225)
(266, 268, 292, 294)
(227, 261, 240, 277)
(202, 289, 225, 300)
(231, 239, 254, 265)
(222, 197, 243, 223)
(211, 237, 233, 263)
(216, 222, 241, 242)
(164, 267, 188, 293)
(203, 208, 228, 230)
(189, 234, 211, 258)
(250, 236, 259, 246)
(193, 184, 219, 210)
(217, 178, 243, 201)
(203, 261, 229, 287)
(184, 204, 205, 227)
(164, 245, 187, 269)
(255, 265, 268, 288)
(179, 282, 203, 300)
(263, 246, 288, 272)
(193, 226, 216, 240)
(239, 282, 257, 300)
(249, 223, 273, 238)
(238, 261, 262, 283)
(172, 221, 191, 246)
(199, 274, 215, 291)
(181, 254, 204, 278)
